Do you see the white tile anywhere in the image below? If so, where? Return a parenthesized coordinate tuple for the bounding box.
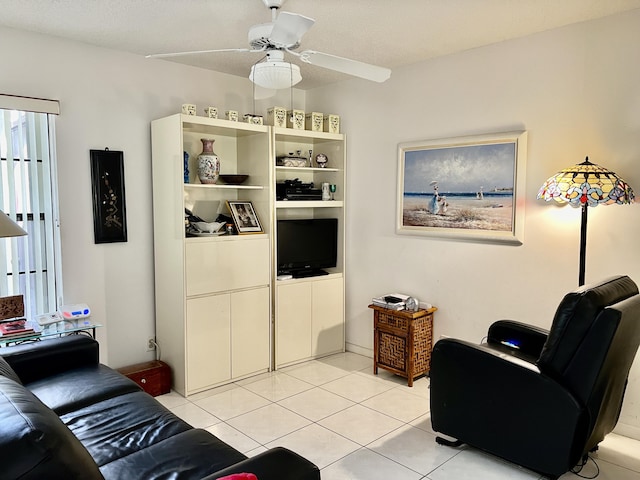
(187, 382, 238, 402)
(368, 424, 459, 475)
(567, 459, 640, 480)
(318, 352, 374, 373)
(193, 386, 271, 420)
(277, 387, 355, 422)
(241, 371, 314, 402)
(595, 433, 640, 474)
(410, 413, 438, 436)
(318, 404, 403, 445)
(169, 402, 220, 428)
(155, 390, 189, 409)
(205, 422, 261, 454)
(321, 447, 423, 480)
(401, 375, 431, 399)
(428, 449, 540, 480)
(265, 423, 360, 469)
(227, 403, 311, 444)
(362, 388, 428, 423)
(245, 445, 268, 457)
(321, 372, 395, 402)
(356, 366, 411, 387)
(283, 360, 351, 385)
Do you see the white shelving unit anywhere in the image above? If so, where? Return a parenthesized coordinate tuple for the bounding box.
(272, 128, 346, 369)
(151, 114, 272, 396)
(151, 114, 347, 391)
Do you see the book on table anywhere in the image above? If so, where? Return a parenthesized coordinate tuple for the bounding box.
(0, 318, 38, 338)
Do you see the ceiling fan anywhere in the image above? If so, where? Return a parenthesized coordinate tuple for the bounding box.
(146, 0, 391, 90)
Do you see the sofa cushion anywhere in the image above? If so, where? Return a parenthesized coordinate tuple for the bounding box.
(99, 428, 247, 480)
(0, 376, 103, 480)
(61, 390, 193, 466)
(0, 354, 22, 384)
(27, 363, 142, 415)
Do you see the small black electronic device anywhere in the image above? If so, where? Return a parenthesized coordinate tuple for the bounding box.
(384, 295, 403, 304)
(276, 178, 322, 200)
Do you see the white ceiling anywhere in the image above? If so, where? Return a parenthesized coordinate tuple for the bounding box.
(2, 0, 640, 90)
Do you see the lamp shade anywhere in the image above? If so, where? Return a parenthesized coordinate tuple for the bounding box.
(249, 61, 302, 90)
(537, 157, 634, 286)
(537, 157, 635, 207)
(0, 210, 27, 238)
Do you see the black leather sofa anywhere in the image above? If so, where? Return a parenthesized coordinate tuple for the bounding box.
(0, 335, 320, 480)
(430, 275, 640, 479)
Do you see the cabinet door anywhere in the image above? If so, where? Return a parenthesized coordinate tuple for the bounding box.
(276, 282, 312, 366)
(231, 287, 270, 378)
(312, 277, 345, 357)
(185, 238, 270, 296)
(186, 294, 231, 392)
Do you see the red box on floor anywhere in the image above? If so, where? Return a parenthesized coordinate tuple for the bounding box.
(117, 360, 171, 397)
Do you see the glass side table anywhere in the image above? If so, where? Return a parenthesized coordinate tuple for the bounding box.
(0, 319, 102, 347)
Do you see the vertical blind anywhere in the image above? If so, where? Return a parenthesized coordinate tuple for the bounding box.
(0, 101, 61, 318)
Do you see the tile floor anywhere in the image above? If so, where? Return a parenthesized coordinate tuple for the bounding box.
(157, 352, 640, 479)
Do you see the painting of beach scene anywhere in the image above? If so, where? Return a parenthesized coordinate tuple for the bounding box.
(397, 131, 527, 244)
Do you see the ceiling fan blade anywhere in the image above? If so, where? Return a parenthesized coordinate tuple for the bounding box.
(297, 50, 391, 83)
(146, 48, 257, 59)
(270, 11, 315, 47)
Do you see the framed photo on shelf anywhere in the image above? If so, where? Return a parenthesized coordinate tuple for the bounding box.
(227, 200, 263, 234)
(90, 149, 128, 244)
(396, 131, 527, 245)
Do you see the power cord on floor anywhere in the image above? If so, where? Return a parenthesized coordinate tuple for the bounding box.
(570, 454, 600, 479)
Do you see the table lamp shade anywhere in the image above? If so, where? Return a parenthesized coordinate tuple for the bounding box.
(0, 210, 27, 238)
(537, 157, 635, 206)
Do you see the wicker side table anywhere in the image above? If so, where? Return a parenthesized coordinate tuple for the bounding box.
(369, 304, 436, 387)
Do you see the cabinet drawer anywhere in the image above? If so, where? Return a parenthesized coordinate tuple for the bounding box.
(185, 238, 269, 296)
(117, 361, 171, 397)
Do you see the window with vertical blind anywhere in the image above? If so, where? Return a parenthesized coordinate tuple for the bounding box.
(0, 94, 61, 318)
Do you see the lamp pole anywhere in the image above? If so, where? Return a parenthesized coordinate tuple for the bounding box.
(578, 203, 588, 287)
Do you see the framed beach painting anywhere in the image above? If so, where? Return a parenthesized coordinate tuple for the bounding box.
(396, 131, 527, 245)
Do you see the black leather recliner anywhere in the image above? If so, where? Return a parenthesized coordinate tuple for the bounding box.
(430, 275, 640, 479)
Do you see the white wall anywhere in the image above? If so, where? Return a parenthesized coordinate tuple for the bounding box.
(307, 10, 640, 436)
(0, 26, 303, 368)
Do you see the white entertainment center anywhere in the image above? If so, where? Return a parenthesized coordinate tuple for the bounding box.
(151, 114, 346, 396)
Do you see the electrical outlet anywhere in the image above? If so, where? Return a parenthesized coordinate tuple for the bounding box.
(146, 337, 156, 352)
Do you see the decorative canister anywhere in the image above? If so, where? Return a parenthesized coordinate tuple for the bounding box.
(197, 139, 220, 184)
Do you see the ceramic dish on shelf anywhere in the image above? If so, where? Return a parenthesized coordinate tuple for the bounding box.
(219, 174, 249, 185)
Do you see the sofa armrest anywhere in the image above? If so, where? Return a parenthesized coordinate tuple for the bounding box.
(204, 447, 320, 480)
(486, 319, 549, 359)
(0, 335, 99, 384)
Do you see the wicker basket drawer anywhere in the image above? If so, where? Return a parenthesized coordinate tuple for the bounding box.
(369, 304, 436, 387)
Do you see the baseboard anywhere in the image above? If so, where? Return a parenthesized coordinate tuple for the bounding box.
(613, 422, 640, 441)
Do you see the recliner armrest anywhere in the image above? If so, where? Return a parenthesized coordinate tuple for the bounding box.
(0, 335, 99, 384)
(486, 320, 549, 360)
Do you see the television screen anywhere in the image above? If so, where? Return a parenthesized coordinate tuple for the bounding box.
(277, 218, 338, 278)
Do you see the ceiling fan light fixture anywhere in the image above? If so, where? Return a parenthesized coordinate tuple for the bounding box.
(249, 61, 302, 89)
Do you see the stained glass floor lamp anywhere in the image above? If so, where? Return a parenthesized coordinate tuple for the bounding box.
(537, 157, 635, 286)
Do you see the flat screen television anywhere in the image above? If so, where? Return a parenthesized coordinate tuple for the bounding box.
(277, 218, 338, 278)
